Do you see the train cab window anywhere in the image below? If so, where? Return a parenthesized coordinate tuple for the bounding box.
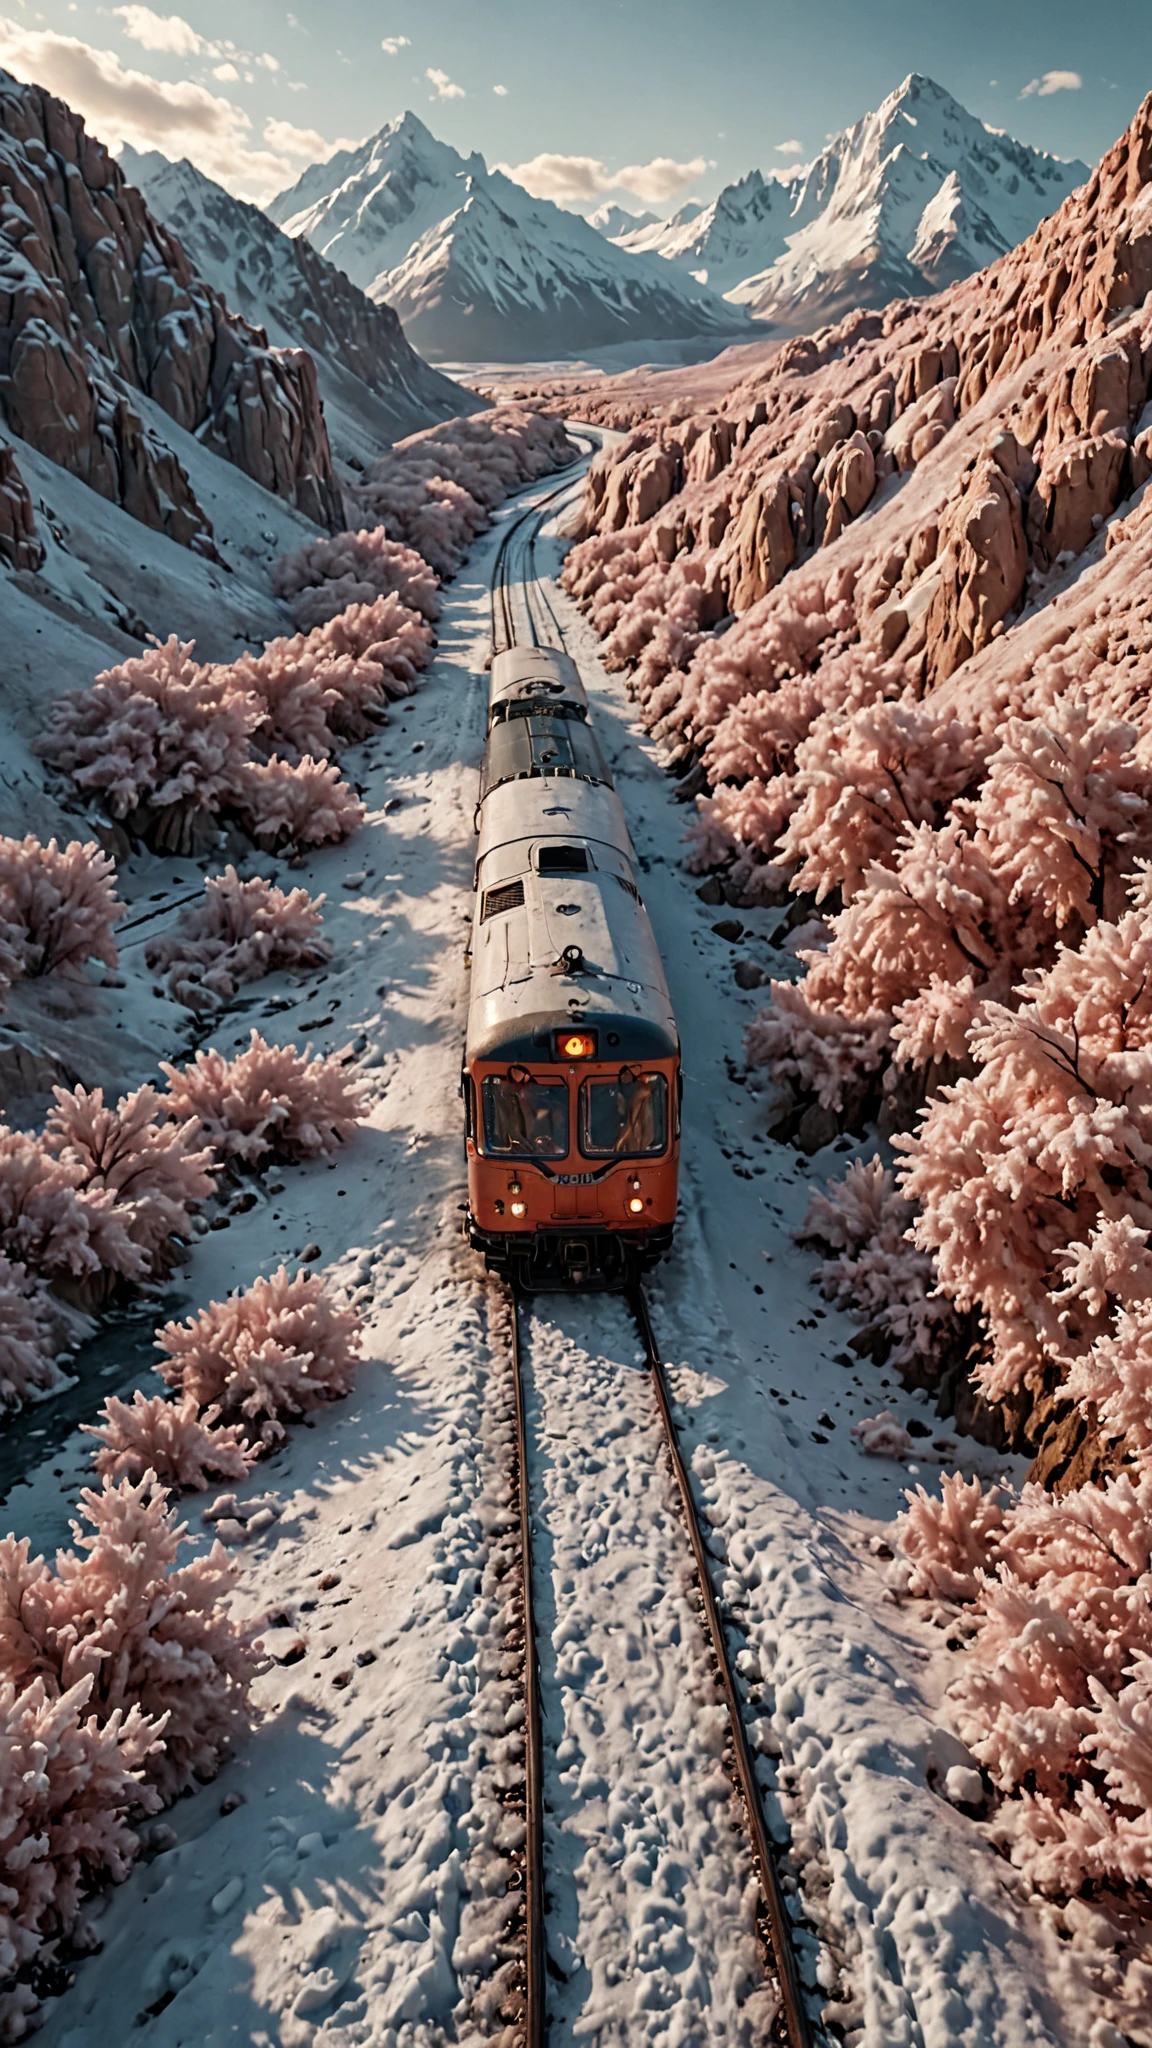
(537, 845, 589, 874)
(482, 1072, 570, 1158)
(579, 1070, 668, 1158)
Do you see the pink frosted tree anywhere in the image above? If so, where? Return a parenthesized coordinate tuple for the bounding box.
(232, 754, 366, 851)
(145, 866, 330, 1012)
(797, 1155, 960, 1377)
(44, 1084, 216, 1289)
(0, 1126, 133, 1292)
(351, 408, 575, 576)
(899, 904, 1152, 1403)
(156, 1268, 363, 1446)
(83, 1392, 258, 1492)
(0, 837, 120, 993)
(0, 1476, 262, 1802)
(272, 525, 441, 628)
(37, 638, 260, 855)
(161, 1030, 364, 1166)
(0, 1259, 60, 1412)
(229, 595, 433, 757)
(0, 1675, 162, 2036)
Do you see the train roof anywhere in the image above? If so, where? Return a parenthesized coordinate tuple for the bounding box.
(489, 644, 588, 715)
(466, 851, 677, 1065)
(476, 775, 635, 876)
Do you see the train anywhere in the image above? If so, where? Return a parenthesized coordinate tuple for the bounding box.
(463, 644, 681, 1291)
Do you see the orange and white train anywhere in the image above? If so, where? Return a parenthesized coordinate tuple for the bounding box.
(463, 645, 681, 1290)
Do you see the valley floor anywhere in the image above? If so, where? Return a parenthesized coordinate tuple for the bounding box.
(12, 480, 1132, 2048)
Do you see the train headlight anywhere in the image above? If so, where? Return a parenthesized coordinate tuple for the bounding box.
(628, 1197, 644, 1214)
(510, 1200, 527, 1218)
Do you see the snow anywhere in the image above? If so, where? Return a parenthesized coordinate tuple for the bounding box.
(623, 74, 1086, 324)
(0, 460, 1118, 2045)
(264, 112, 745, 363)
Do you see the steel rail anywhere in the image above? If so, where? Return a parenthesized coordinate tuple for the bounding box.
(629, 1281, 814, 2048)
(508, 1285, 547, 2048)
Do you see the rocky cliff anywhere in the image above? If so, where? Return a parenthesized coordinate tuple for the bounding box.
(118, 147, 483, 471)
(0, 69, 342, 554)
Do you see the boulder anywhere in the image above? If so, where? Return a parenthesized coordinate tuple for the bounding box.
(1026, 430, 1129, 569)
(721, 465, 795, 612)
(815, 430, 876, 544)
(923, 455, 1027, 684)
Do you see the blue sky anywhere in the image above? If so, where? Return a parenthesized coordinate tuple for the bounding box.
(0, 0, 1146, 206)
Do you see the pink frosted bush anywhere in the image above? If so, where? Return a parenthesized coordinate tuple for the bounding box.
(351, 408, 575, 577)
(44, 1084, 215, 1281)
(0, 1259, 60, 1411)
(82, 1392, 258, 1492)
(0, 837, 120, 993)
(899, 904, 1152, 1402)
(161, 1030, 364, 1166)
(898, 1466, 1152, 1893)
(0, 1674, 161, 2035)
(272, 525, 441, 627)
(0, 1476, 261, 1803)
(233, 753, 366, 851)
(145, 866, 330, 1012)
(797, 1156, 959, 1375)
(37, 637, 260, 851)
(229, 595, 433, 757)
(745, 979, 890, 1113)
(897, 1472, 1007, 1600)
(0, 1125, 130, 1289)
(156, 1268, 363, 1446)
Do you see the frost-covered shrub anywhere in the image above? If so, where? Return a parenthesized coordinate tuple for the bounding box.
(272, 526, 440, 628)
(0, 838, 120, 994)
(897, 1466, 1152, 1893)
(162, 1030, 363, 1167)
(0, 1476, 261, 1803)
(351, 408, 575, 577)
(0, 1259, 60, 1411)
(156, 1268, 363, 1446)
(44, 1084, 215, 1283)
(0, 1674, 161, 2037)
(229, 595, 433, 757)
(36, 638, 259, 852)
(899, 905, 1152, 1402)
(83, 1392, 258, 1492)
(145, 867, 330, 1012)
(232, 753, 366, 851)
(851, 1410, 914, 1458)
(0, 1126, 127, 1290)
(797, 1156, 960, 1375)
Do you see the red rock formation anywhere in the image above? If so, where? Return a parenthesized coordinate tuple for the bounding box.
(0, 70, 341, 551)
(0, 443, 41, 570)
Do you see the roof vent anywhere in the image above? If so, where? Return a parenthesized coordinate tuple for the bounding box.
(481, 878, 525, 921)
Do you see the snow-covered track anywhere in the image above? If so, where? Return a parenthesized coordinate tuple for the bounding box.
(490, 441, 594, 658)
(507, 1282, 812, 2045)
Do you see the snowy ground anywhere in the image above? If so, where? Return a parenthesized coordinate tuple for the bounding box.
(6, 468, 1124, 2048)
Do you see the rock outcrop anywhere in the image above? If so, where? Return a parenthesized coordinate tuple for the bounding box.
(0, 69, 342, 552)
(0, 442, 41, 570)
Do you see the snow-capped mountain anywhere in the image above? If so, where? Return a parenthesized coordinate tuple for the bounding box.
(266, 113, 746, 362)
(587, 202, 660, 240)
(118, 146, 480, 468)
(618, 75, 1087, 328)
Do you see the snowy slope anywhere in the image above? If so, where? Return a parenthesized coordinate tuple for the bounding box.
(587, 201, 659, 240)
(266, 113, 746, 362)
(118, 146, 482, 471)
(8, 473, 1117, 2047)
(618, 74, 1086, 327)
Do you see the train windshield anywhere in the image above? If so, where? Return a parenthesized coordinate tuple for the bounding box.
(482, 1074, 569, 1158)
(580, 1072, 668, 1158)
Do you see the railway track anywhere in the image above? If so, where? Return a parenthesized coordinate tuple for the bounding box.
(507, 1283, 815, 2047)
(482, 454, 819, 2044)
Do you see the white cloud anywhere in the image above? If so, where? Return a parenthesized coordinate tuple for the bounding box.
(112, 7, 203, 57)
(0, 22, 295, 200)
(493, 82, 508, 95)
(774, 138, 804, 156)
(263, 117, 358, 161)
(500, 150, 707, 206)
(381, 35, 410, 55)
(1020, 69, 1082, 98)
(426, 65, 464, 99)
(257, 51, 279, 72)
(212, 59, 238, 80)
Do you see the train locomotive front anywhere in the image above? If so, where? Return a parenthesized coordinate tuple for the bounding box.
(464, 646, 680, 1290)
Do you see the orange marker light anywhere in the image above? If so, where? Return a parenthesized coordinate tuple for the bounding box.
(559, 1032, 596, 1060)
